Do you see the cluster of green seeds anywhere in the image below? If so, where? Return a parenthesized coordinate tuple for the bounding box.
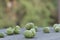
(0, 23, 60, 38)
(53, 24, 60, 32)
(6, 26, 20, 35)
(0, 25, 20, 38)
(24, 23, 38, 38)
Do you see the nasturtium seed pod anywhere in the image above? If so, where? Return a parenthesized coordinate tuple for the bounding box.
(25, 23, 34, 30)
(30, 28, 36, 36)
(6, 27, 14, 35)
(14, 26, 20, 34)
(16, 25, 20, 29)
(14, 29, 20, 34)
(53, 24, 58, 29)
(54, 27, 60, 32)
(24, 30, 34, 38)
(43, 27, 50, 33)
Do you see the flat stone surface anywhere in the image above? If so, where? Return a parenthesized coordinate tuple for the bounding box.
(0, 27, 60, 40)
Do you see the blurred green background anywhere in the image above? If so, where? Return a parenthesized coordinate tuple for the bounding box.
(0, 0, 57, 28)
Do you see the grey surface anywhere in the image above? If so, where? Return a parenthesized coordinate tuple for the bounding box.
(0, 27, 60, 40)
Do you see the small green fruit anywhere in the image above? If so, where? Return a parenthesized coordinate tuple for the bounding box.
(25, 23, 34, 30)
(53, 24, 58, 29)
(0, 33, 4, 38)
(14, 26, 20, 34)
(43, 27, 50, 33)
(30, 28, 36, 36)
(16, 25, 20, 29)
(14, 29, 20, 34)
(24, 30, 34, 38)
(55, 27, 60, 32)
(6, 27, 14, 35)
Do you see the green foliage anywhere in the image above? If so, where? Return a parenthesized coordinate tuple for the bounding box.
(0, 0, 57, 28)
(0, 0, 16, 28)
(20, 0, 56, 27)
